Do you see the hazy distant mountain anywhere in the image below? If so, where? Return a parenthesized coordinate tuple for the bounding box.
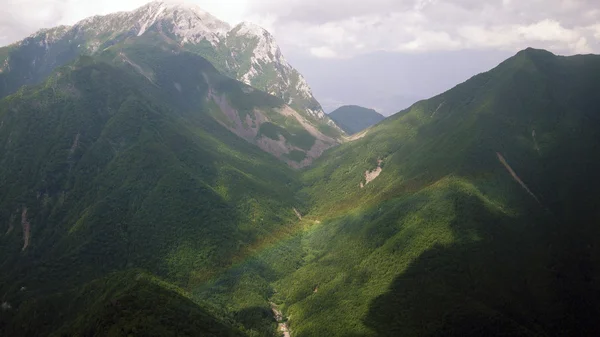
(328, 105, 385, 134)
(286, 49, 514, 116)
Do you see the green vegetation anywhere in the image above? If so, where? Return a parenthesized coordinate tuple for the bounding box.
(1, 271, 245, 337)
(328, 105, 386, 134)
(0, 27, 83, 99)
(0, 54, 300, 336)
(268, 48, 600, 336)
(257, 122, 316, 151)
(258, 122, 282, 140)
(3, 45, 600, 337)
(286, 150, 307, 163)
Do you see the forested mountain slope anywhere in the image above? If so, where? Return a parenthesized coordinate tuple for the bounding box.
(99, 42, 340, 167)
(270, 48, 600, 336)
(3, 41, 600, 337)
(0, 53, 305, 336)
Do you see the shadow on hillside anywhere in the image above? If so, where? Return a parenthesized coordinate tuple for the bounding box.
(363, 190, 600, 336)
(234, 306, 277, 334)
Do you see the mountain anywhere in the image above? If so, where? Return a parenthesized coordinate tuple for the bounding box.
(0, 1, 339, 129)
(3, 31, 600, 337)
(0, 2, 344, 167)
(328, 105, 385, 134)
(109, 44, 340, 167)
(263, 48, 600, 336)
(0, 46, 322, 334)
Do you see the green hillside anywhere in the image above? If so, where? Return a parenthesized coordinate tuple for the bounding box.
(1, 270, 246, 337)
(3, 44, 600, 337)
(269, 48, 600, 336)
(0, 36, 342, 168)
(0, 54, 304, 336)
(328, 105, 385, 134)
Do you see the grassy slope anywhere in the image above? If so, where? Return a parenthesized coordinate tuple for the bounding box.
(271, 49, 600, 336)
(0, 56, 303, 336)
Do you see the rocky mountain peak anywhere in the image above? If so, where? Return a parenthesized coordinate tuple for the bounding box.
(233, 22, 269, 38)
(226, 22, 329, 120)
(1, 1, 339, 129)
(133, 0, 231, 44)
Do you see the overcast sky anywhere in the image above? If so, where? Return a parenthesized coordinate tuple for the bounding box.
(2, 0, 599, 114)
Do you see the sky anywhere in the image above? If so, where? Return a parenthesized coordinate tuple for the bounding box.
(2, 0, 599, 115)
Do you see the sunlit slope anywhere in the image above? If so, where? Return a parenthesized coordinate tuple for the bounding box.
(275, 48, 600, 336)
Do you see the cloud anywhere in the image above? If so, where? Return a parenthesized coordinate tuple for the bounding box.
(397, 30, 461, 52)
(243, 0, 600, 57)
(1, 0, 599, 57)
(310, 46, 337, 58)
(518, 19, 579, 42)
(318, 97, 346, 112)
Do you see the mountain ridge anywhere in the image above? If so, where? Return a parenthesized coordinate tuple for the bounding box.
(328, 105, 385, 134)
(0, 1, 338, 127)
(3, 20, 600, 336)
(0, 53, 305, 335)
(0, 3, 345, 167)
(270, 48, 600, 336)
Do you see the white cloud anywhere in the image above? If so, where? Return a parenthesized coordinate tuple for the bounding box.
(319, 97, 346, 112)
(310, 46, 338, 58)
(245, 0, 600, 57)
(397, 31, 461, 52)
(517, 19, 578, 42)
(456, 19, 595, 53)
(1, 0, 599, 57)
(570, 37, 593, 54)
(589, 24, 600, 39)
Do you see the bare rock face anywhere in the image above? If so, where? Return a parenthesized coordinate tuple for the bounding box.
(0, 1, 344, 167)
(207, 87, 338, 168)
(0, 1, 341, 131)
(361, 159, 383, 188)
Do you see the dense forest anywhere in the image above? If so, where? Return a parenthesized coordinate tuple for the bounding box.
(2, 3, 600, 335)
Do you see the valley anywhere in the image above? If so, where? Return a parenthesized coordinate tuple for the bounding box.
(1, 2, 600, 337)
